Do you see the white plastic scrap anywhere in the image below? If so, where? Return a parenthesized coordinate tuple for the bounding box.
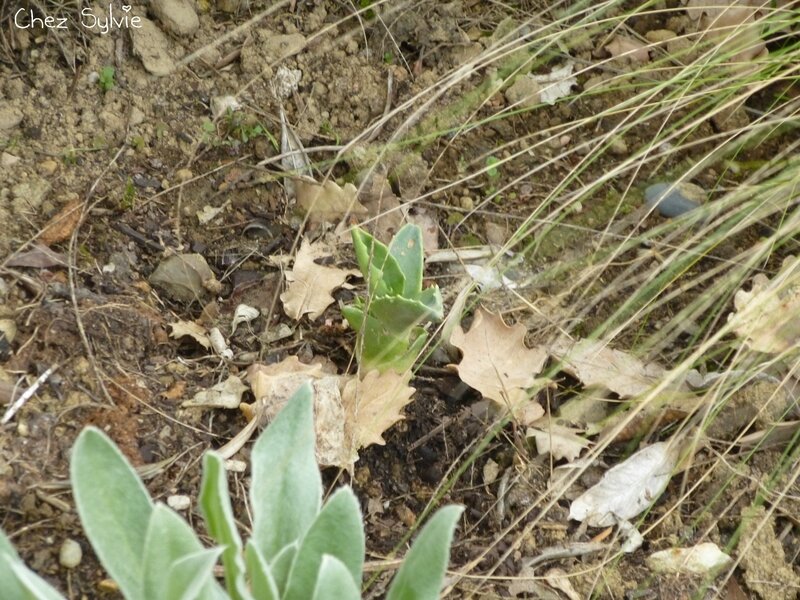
(211, 95, 242, 118)
(646, 542, 732, 575)
(530, 63, 577, 105)
(569, 441, 678, 527)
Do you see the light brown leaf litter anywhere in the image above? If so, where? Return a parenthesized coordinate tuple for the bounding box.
(449, 307, 547, 425)
(728, 257, 800, 354)
(39, 195, 83, 245)
(295, 178, 367, 224)
(550, 337, 677, 398)
(280, 238, 358, 321)
(169, 320, 211, 349)
(341, 370, 415, 448)
(246, 357, 415, 470)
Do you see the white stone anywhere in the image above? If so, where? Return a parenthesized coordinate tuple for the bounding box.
(59, 539, 82, 569)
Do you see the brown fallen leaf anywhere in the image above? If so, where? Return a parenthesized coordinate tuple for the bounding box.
(358, 172, 405, 244)
(341, 370, 415, 448)
(295, 178, 367, 224)
(449, 307, 547, 424)
(169, 320, 211, 349)
(550, 337, 676, 398)
(6, 244, 68, 268)
(280, 238, 358, 321)
(39, 196, 83, 245)
(685, 1, 768, 67)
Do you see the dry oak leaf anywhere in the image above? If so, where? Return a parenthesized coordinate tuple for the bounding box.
(449, 307, 547, 424)
(341, 370, 415, 449)
(295, 178, 367, 224)
(527, 422, 591, 462)
(169, 320, 212, 349)
(550, 337, 673, 398)
(728, 257, 800, 354)
(280, 238, 358, 321)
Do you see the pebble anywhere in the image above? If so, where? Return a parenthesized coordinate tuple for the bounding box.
(0, 103, 23, 130)
(645, 182, 704, 217)
(59, 539, 82, 569)
(167, 494, 191, 511)
(39, 159, 58, 175)
(130, 17, 175, 76)
(460, 195, 474, 211)
(504, 76, 541, 108)
(1, 152, 20, 168)
(150, 0, 199, 36)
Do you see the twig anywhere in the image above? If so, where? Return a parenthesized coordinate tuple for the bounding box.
(522, 541, 608, 569)
(1, 365, 59, 425)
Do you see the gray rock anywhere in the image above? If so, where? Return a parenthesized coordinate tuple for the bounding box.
(645, 182, 704, 218)
(150, 0, 199, 36)
(0, 103, 23, 131)
(1, 152, 20, 168)
(130, 17, 175, 76)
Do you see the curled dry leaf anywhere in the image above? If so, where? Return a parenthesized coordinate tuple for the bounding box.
(569, 441, 680, 527)
(231, 304, 259, 333)
(728, 257, 800, 354)
(550, 337, 676, 398)
(527, 423, 590, 462)
(280, 238, 359, 320)
(295, 178, 367, 224)
(685, 1, 767, 66)
(39, 196, 83, 245)
(169, 320, 211, 349)
(450, 307, 547, 425)
(149, 254, 221, 303)
(605, 35, 650, 63)
(182, 375, 248, 409)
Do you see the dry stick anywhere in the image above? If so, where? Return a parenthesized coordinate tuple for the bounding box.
(1, 365, 59, 425)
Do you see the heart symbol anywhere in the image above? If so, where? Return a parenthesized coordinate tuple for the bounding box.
(122, 5, 131, 11)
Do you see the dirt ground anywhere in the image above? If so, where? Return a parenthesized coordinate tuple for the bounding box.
(1, 1, 800, 598)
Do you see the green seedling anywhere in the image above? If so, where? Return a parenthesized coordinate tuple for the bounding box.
(342, 224, 444, 374)
(0, 383, 462, 600)
(98, 66, 116, 92)
(485, 155, 501, 180)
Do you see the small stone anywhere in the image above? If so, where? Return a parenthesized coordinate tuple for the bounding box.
(645, 29, 677, 44)
(129, 106, 146, 127)
(609, 137, 627, 156)
(39, 159, 58, 175)
(150, 0, 199, 36)
(59, 539, 82, 569)
(130, 17, 175, 76)
(1, 152, 20, 168)
(504, 76, 541, 108)
(262, 33, 307, 61)
(167, 495, 191, 511)
(645, 182, 705, 218)
(176, 168, 193, 182)
(460, 195, 474, 211)
(0, 103, 23, 131)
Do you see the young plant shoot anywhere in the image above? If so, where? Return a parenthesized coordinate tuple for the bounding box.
(342, 224, 443, 374)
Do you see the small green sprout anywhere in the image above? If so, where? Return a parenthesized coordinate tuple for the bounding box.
(485, 155, 501, 180)
(98, 66, 116, 92)
(343, 224, 443, 374)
